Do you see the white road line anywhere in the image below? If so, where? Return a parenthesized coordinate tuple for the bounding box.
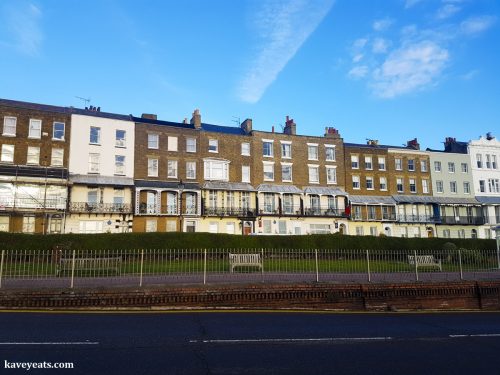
(0, 342, 99, 345)
(189, 337, 393, 344)
(449, 334, 500, 338)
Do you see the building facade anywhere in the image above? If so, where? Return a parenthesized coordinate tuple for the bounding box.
(0, 99, 70, 233)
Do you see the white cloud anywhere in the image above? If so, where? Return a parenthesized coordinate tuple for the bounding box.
(436, 4, 461, 19)
(348, 66, 369, 79)
(404, 0, 424, 9)
(3, 2, 43, 56)
(238, 0, 334, 103)
(460, 15, 496, 35)
(352, 54, 364, 63)
(371, 41, 449, 98)
(373, 18, 393, 32)
(460, 69, 479, 80)
(372, 38, 390, 54)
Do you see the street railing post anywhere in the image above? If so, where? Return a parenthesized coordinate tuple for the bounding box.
(458, 248, 463, 281)
(139, 249, 144, 287)
(0, 250, 5, 289)
(315, 249, 319, 283)
(70, 250, 76, 289)
(366, 249, 371, 282)
(414, 250, 419, 282)
(203, 249, 207, 285)
(261, 248, 264, 283)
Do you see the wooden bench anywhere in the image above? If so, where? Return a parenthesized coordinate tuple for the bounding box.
(229, 253, 263, 273)
(407, 255, 442, 271)
(57, 257, 122, 276)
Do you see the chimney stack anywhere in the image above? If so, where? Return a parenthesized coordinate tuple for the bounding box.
(190, 109, 201, 129)
(283, 116, 296, 135)
(141, 113, 157, 120)
(241, 118, 252, 134)
(407, 138, 420, 150)
(324, 127, 340, 139)
(183, 118, 188, 124)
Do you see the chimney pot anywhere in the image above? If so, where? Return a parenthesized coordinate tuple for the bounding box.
(190, 109, 201, 129)
(241, 118, 253, 134)
(141, 113, 157, 120)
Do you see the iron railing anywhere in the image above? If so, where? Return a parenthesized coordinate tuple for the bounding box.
(439, 216, 486, 225)
(69, 202, 132, 214)
(203, 207, 256, 217)
(0, 248, 498, 289)
(0, 197, 66, 211)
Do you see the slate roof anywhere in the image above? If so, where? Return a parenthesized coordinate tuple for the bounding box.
(132, 116, 196, 129)
(343, 142, 412, 150)
(201, 123, 246, 135)
(70, 174, 134, 186)
(134, 180, 200, 190)
(303, 186, 348, 196)
(349, 195, 396, 205)
(257, 184, 303, 194)
(476, 196, 500, 204)
(0, 98, 71, 114)
(203, 182, 255, 191)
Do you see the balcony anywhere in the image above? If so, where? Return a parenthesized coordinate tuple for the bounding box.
(397, 214, 439, 224)
(439, 216, 486, 225)
(70, 202, 132, 214)
(204, 206, 256, 217)
(0, 197, 66, 211)
(303, 207, 348, 218)
(352, 213, 397, 222)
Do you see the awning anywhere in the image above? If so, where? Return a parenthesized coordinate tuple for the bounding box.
(256, 184, 303, 194)
(392, 195, 436, 204)
(203, 181, 255, 191)
(303, 186, 348, 196)
(134, 180, 200, 190)
(70, 174, 134, 186)
(476, 196, 500, 204)
(432, 197, 480, 205)
(349, 195, 396, 205)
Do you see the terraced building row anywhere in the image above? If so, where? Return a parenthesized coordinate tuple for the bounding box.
(1, 98, 499, 238)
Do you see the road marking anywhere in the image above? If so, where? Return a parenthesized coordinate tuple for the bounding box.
(0, 342, 99, 345)
(449, 334, 500, 338)
(189, 337, 393, 344)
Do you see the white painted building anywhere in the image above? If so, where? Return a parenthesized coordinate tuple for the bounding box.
(66, 109, 135, 233)
(468, 134, 500, 239)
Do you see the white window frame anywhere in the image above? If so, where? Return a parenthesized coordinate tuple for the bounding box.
(2, 116, 16, 136)
(115, 130, 126, 148)
(88, 153, 100, 173)
(281, 162, 293, 182)
(434, 161, 442, 172)
(436, 180, 444, 193)
(27, 146, 40, 165)
(167, 136, 178, 152)
(242, 165, 250, 183)
(307, 143, 319, 161)
(366, 176, 374, 190)
(448, 162, 455, 173)
(379, 177, 387, 191)
(280, 141, 292, 159)
(148, 133, 159, 149)
(51, 148, 64, 167)
(115, 155, 125, 175)
(263, 161, 275, 181)
(148, 158, 158, 177)
(186, 138, 197, 153)
(365, 156, 373, 170)
(53, 122, 65, 141)
(409, 178, 417, 193)
(167, 160, 178, 179)
(241, 142, 250, 156)
(204, 159, 229, 181)
(420, 160, 428, 172)
(186, 161, 196, 180)
(476, 154, 482, 168)
(450, 181, 457, 194)
(208, 139, 219, 153)
(1, 144, 14, 163)
(352, 175, 360, 190)
(89, 126, 101, 145)
(28, 119, 42, 139)
(463, 182, 470, 194)
(325, 145, 336, 161)
(351, 155, 359, 169)
(262, 139, 274, 157)
(396, 177, 404, 193)
(461, 163, 468, 173)
(422, 179, 429, 194)
(326, 166, 337, 184)
(308, 164, 319, 184)
(378, 157, 386, 170)
(395, 158, 402, 171)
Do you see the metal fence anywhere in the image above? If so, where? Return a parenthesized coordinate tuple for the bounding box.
(0, 248, 499, 289)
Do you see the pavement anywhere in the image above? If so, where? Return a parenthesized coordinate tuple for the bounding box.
(1, 311, 500, 374)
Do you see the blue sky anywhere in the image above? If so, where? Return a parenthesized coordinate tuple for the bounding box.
(0, 0, 498, 149)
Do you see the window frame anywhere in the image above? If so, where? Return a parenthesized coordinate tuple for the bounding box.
(208, 139, 219, 153)
(52, 122, 65, 141)
(115, 129, 126, 148)
(51, 148, 64, 167)
(147, 133, 159, 149)
(89, 126, 101, 145)
(147, 158, 159, 177)
(1, 144, 14, 163)
(27, 146, 40, 165)
(186, 138, 197, 153)
(2, 116, 17, 136)
(28, 119, 42, 139)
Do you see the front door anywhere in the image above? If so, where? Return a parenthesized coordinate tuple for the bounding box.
(243, 221, 252, 235)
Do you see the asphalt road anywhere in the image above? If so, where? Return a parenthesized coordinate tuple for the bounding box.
(1, 311, 500, 374)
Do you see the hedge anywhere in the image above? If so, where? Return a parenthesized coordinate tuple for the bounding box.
(0, 232, 495, 251)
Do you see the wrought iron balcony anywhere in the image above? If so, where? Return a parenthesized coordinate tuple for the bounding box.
(303, 207, 348, 217)
(70, 202, 132, 214)
(204, 206, 256, 217)
(439, 216, 486, 225)
(0, 197, 66, 211)
(161, 205, 178, 215)
(397, 214, 439, 223)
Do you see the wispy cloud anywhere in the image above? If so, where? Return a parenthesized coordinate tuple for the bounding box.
(2, 2, 43, 56)
(372, 38, 390, 54)
(460, 15, 496, 35)
(373, 18, 393, 32)
(436, 3, 461, 19)
(238, 0, 334, 103)
(459, 69, 479, 80)
(371, 41, 449, 98)
(405, 0, 424, 9)
(348, 66, 369, 79)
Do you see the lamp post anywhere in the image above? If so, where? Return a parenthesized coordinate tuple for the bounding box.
(178, 180, 184, 233)
(495, 225, 500, 269)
